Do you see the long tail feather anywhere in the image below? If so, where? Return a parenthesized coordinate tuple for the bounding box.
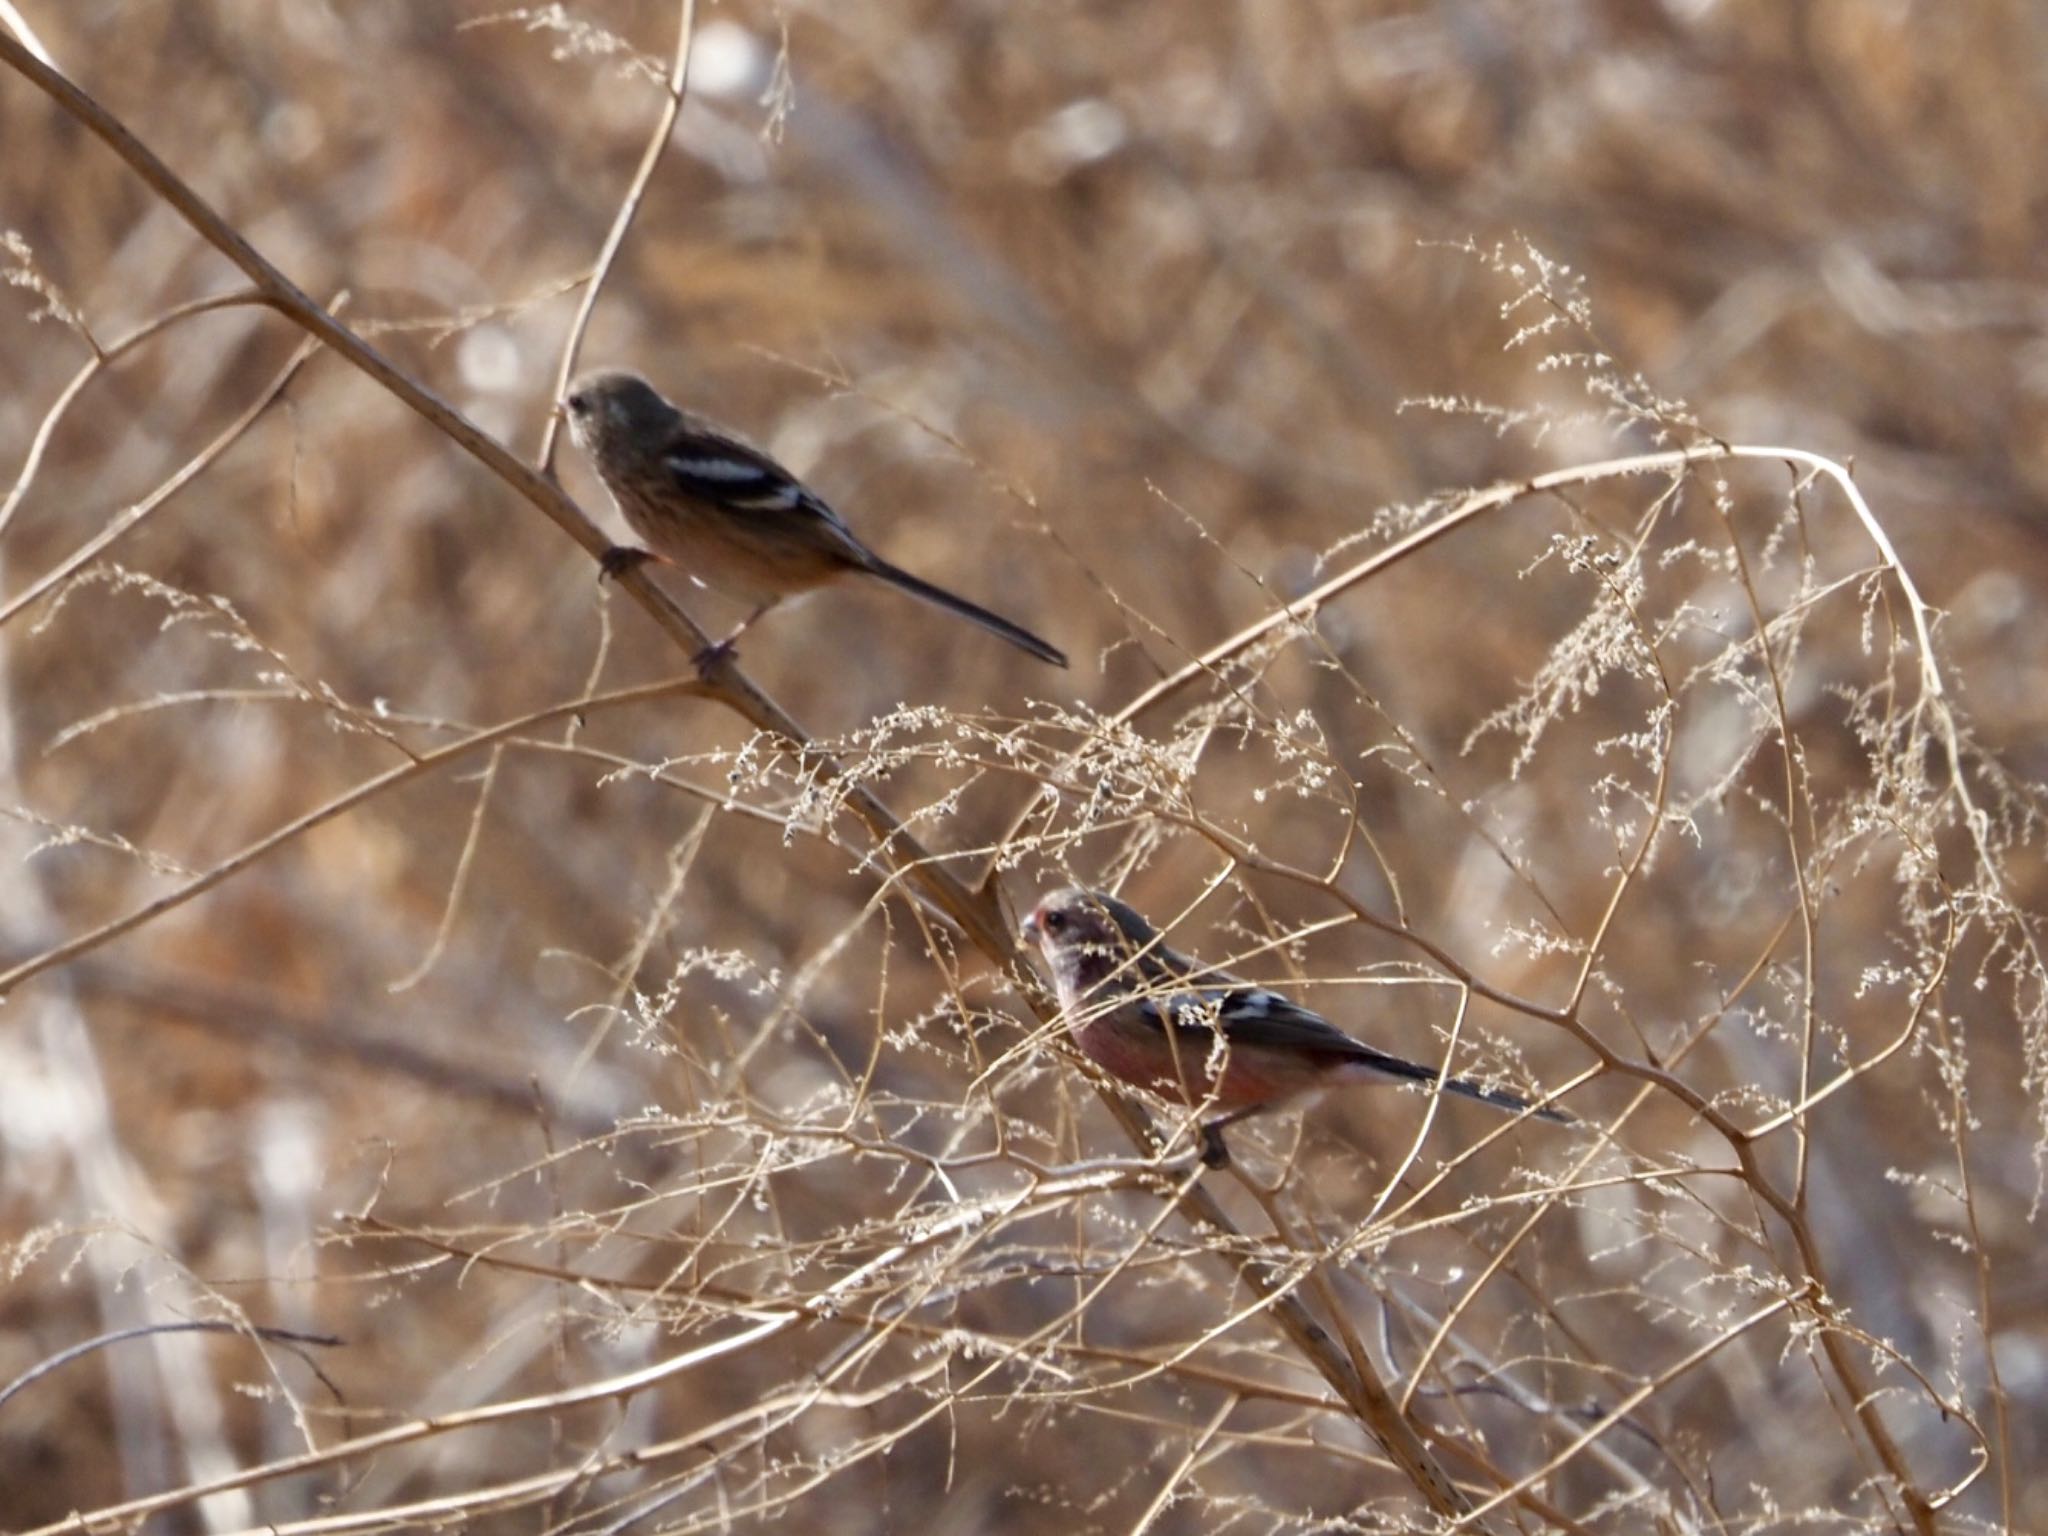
(1351, 1042, 1572, 1124)
(866, 558, 1068, 668)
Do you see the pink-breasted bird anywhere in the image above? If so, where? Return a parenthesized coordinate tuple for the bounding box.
(1022, 886, 1569, 1166)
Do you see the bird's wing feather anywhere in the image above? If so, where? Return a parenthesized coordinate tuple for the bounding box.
(1119, 946, 1568, 1120)
(1133, 979, 1487, 1088)
(663, 421, 865, 545)
(1129, 976, 1355, 1052)
(1204, 986, 1402, 1058)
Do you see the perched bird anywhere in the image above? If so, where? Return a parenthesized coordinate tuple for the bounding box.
(1022, 886, 1569, 1166)
(560, 370, 1067, 669)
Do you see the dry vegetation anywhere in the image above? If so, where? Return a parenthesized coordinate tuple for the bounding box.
(2, 2, 2046, 1532)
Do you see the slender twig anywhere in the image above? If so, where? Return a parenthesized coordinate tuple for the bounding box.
(0, 679, 707, 996)
(0, 1321, 342, 1413)
(536, 0, 697, 473)
(12, 1317, 794, 1536)
(0, 321, 327, 631)
(0, 288, 269, 539)
(1460, 1288, 1808, 1525)
(1127, 1392, 1239, 1535)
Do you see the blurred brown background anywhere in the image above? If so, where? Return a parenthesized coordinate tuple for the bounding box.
(1, 2, 2045, 1531)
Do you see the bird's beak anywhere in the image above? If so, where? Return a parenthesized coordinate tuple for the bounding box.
(1019, 913, 1041, 946)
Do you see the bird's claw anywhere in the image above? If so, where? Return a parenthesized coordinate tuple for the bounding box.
(1198, 1123, 1232, 1170)
(599, 545, 652, 582)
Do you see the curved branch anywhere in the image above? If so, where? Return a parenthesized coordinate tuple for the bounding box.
(0, 679, 705, 996)
(0, 318, 324, 630)
(0, 1320, 341, 1414)
(0, 287, 270, 540)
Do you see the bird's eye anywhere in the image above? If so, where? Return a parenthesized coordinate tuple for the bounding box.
(1043, 910, 1066, 933)
(565, 391, 590, 415)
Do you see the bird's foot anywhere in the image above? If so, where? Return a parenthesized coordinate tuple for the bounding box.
(599, 545, 653, 582)
(1198, 1122, 1232, 1169)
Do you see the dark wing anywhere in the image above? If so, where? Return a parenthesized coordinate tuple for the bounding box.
(1130, 978, 1359, 1056)
(663, 418, 872, 555)
(1140, 979, 1570, 1122)
(1204, 985, 1365, 1053)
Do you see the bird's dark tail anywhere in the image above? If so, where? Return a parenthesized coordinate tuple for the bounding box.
(1353, 1042, 1572, 1124)
(866, 558, 1068, 668)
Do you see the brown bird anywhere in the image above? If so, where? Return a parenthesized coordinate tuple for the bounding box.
(562, 370, 1067, 669)
(1023, 886, 1570, 1166)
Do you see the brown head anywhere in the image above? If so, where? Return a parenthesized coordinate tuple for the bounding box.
(1022, 886, 1168, 996)
(561, 369, 681, 472)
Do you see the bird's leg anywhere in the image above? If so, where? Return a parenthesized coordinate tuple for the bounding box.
(599, 545, 654, 582)
(693, 603, 772, 672)
(1197, 1103, 1274, 1170)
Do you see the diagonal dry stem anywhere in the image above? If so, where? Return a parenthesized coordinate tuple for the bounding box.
(535, 0, 697, 473)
